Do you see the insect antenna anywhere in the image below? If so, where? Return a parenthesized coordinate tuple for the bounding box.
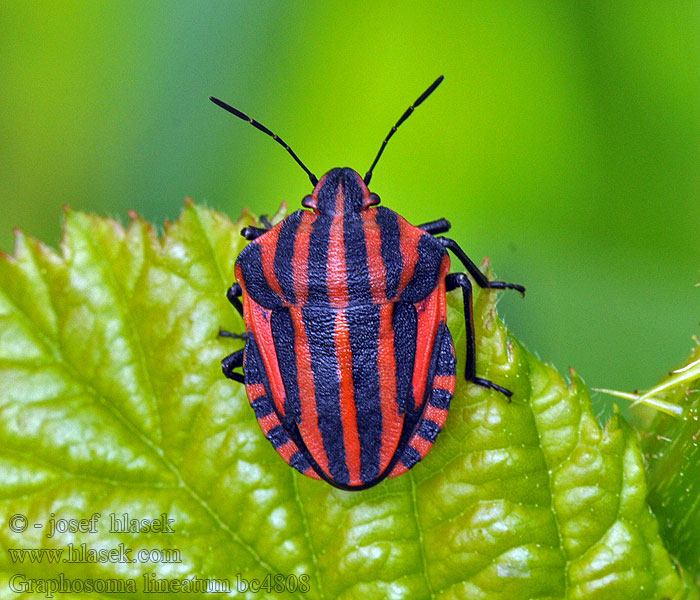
(210, 96, 318, 186)
(364, 75, 444, 186)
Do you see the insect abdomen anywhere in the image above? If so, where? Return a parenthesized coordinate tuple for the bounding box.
(270, 303, 413, 487)
(243, 296, 456, 489)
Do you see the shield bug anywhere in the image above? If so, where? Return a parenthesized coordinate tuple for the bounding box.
(213, 76, 525, 490)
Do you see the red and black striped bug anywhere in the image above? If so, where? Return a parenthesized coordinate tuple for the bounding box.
(212, 76, 525, 490)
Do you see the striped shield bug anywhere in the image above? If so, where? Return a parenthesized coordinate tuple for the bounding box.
(213, 76, 525, 490)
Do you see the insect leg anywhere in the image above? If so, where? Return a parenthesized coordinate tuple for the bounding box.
(445, 272, 512, 398)
(226, 283, 244, 316)
(218, 329, 248, 340)
(220, 283, 247, 337)
(240, 226, 268, 240)
(439, 237, 525, 295)
(222, 349, 245, 383)
(240, 214, 274, 240)
(417, 218, 451, 235)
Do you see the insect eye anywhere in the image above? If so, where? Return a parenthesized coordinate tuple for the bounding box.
(301, 194, 315, 209)
(368, 193, 381, 207)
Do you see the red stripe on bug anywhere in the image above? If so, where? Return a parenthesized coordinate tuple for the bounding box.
(292, 211, 314, 305)
(245, 298, 289, 419)
(236, 264, 289, 420)
(327, 183, 349, 308)
(388, 462, 408, 478)
(257, 412, 278, 436)
(360, 208, 403, 473)
(289, 307, 332, 477)
(304, 466, 322, 480)
(395, 216, 421, 299)
(245, 383, 267, 402)
(423, 404, 449, 428)
(410, 436, 433, 460)
(257, 227, 285, 301)
(276, 439, 297, 462)
(334, 309, 362, 485)
(412, 293, 441, 413)
(411, 255, 450, 412)
(362, 208, 389, 304)
(432, 374, 456, 394)
(377, 302, 402, 473)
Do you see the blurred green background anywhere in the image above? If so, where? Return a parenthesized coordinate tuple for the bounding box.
(2, 2, 699, 420)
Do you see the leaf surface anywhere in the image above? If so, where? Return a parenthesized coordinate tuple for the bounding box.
(0, 204, 691, 599)
(640, 343, 700, 590)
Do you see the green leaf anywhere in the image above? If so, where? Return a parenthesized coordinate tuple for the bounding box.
(639, 343, 700, 589)
(0, 204, 692, 599)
